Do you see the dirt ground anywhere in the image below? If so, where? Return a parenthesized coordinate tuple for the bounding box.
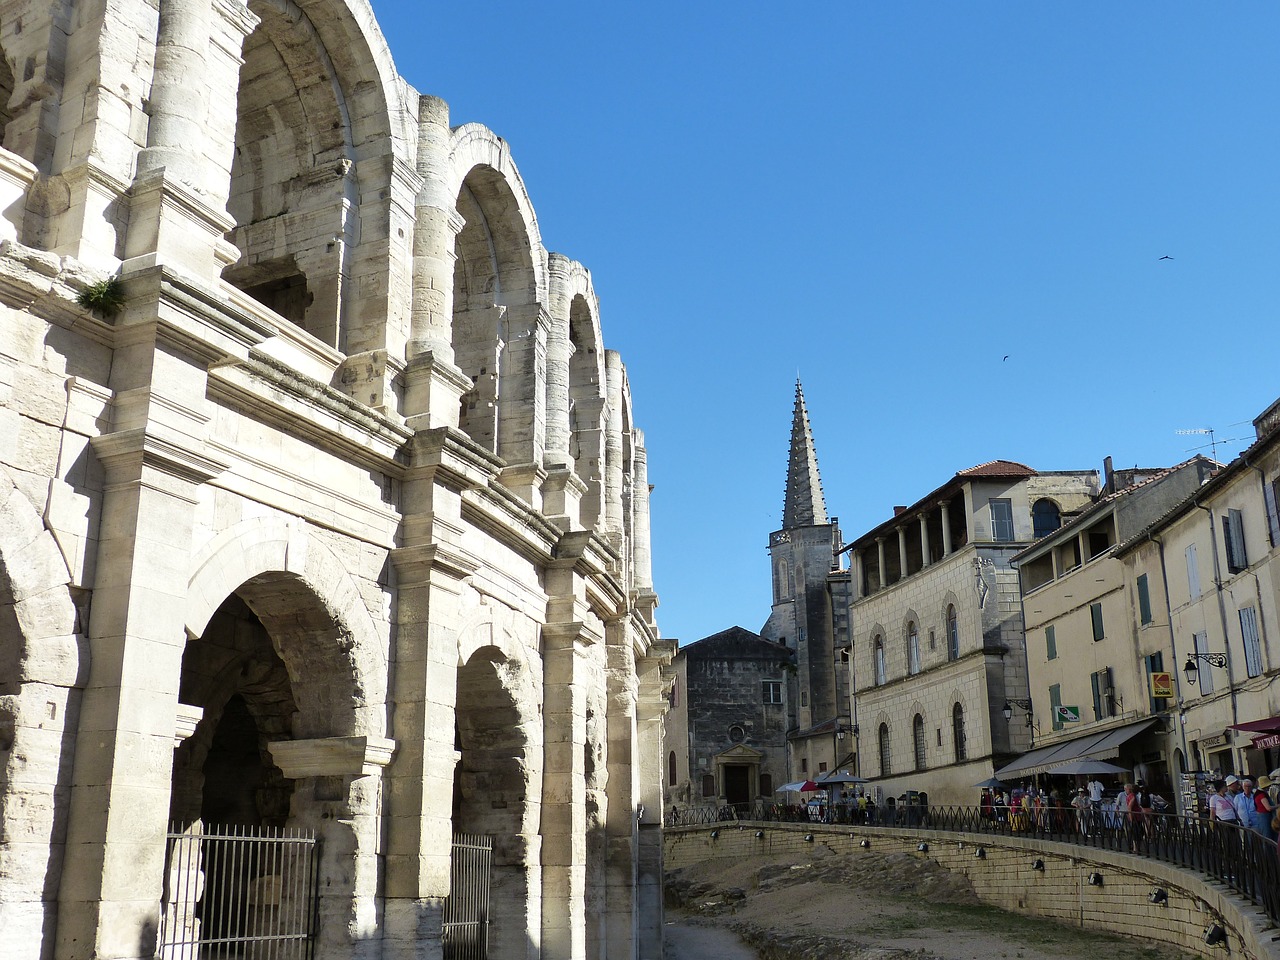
(665, 845, 1196, 960)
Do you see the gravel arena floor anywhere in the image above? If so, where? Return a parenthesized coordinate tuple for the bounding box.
(664, 846, 1198, 960)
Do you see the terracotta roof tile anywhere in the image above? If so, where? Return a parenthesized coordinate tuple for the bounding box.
(955, 460, 1037, 478)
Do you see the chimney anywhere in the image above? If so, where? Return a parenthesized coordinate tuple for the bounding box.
(1103, 456, 1114, 494)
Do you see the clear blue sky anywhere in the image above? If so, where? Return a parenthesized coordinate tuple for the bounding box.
(371, 2, 1280, 644)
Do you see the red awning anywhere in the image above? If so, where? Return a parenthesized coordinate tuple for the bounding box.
(1228, 716, 1280, 735)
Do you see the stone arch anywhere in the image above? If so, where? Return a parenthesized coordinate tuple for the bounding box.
(0, 470, 83, 956)
(185, 517, 387, 738)
(558, 262, 607, 526)
(453, 641, 544, 960)
(223, 0, 409, 353)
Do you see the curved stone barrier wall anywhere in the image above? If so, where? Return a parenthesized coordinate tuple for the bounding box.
(665, 822, 1280, 960)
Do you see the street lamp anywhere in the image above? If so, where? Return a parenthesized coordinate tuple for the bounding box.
(1002, 699, 1034, 725)
(1183, 653, 1227, 686)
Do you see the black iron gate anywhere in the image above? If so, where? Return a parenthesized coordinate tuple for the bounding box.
(159, 822, 320, 959)
(442, 833, 492, 960)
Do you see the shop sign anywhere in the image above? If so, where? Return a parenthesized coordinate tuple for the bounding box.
(1200, 731, 1230, 749)
(1149, 672, 1174, 698)
(1252, 733, 1280, 751)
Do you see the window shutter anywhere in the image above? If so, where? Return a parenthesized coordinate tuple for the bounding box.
(1091, 670, 1102, 720)
(1266, 479, 1280, 547)
(1090, 603, 1105, 641)
(1045, 625, 1056, 661)
(1049, 683, 1062, 730)
(1193, 631, 1213, 695)
(1185, 544, 1201, 600)
(1137, 574, 1152, 625)
(1240, 606, 1263, 678)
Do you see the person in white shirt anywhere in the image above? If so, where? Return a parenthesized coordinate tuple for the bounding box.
(1232, 778, 1255, 825)
(1210, 778, 1239, 825)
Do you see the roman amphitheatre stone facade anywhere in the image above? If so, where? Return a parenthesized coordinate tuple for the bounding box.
(0, 2, 672, 959)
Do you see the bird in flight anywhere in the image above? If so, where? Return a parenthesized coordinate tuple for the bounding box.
(1158, 255, 1174, 260)
(1002, 355, 1009, 361)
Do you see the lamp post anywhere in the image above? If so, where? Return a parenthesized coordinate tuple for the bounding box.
(1183, 652, 1227, 686)
(1002, 698, 1039, 748)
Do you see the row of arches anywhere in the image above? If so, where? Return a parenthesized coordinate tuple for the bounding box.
(875, 703, 968, 778)
(868, 601, 964, 686)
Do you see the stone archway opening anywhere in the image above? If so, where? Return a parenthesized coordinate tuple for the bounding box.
(453, 646, 538, 960)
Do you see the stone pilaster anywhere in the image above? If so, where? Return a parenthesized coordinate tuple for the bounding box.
(544, 254, 574, 471)
(496, 302, 550, 492)
(631, 434, 653, 596)
(603, 617, 638, 960)
(603, 352, 625, 541)
(634, 648, 673, 960)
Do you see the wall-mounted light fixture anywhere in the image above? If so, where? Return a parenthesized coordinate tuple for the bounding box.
(1087, 872, 1103, 886)
(859, 839, 871, 849)
(710, 829, 719, 839)
(804, 834, 814, 843)
(755, 830, 765, 839)
(1203, 924, 1227, 947)
(1184, 653, 1228, 686)
(917, 842, 928, 852)
(1149, 888, 1168, 905)
(1031, 859, 1045, 871)
(975, 847, 986, 859)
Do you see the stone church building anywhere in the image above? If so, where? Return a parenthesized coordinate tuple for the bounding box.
(0, 2, 672, 960)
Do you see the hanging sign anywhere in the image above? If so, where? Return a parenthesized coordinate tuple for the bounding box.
(1149, 672, 1174, 699)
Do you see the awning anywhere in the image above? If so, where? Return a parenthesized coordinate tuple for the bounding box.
(1229, 715, 1280, 735)
(993, 718, 1159, 780)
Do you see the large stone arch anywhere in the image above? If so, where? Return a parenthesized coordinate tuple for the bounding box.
(0, 469, 83, 959)
(185, 516, 388, 738)
(452, 635, 545, 960)
(223, 0, 412, 354)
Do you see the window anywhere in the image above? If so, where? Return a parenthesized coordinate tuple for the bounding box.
(907, 621, 921, 675)
(1049, 683, 1062, 730)
(1266, 477, 1280, 547)
(1137, 574, 1153, 625)
(1223, 508, 1248, 574)
(928, 629, 935, 651)
(952, 703, 967, 761)
(668, 751, 677, 786)
(878, 724, 891, 778)
(702, 774, 715, 797)
(912, 714, 926, 771)
(760, 773, 772, 796)
(1045, 624, 1057, 661)
(800, 758, 808, 773)
(1090, 667, 1115, 720)
(946, 605, 959, 660)
(1193, 632, 1213, 694)
(1032, 499, 1061, 539)
(874, 637, 886, 685)
(1240, 606, 1263, 678)
(990, 498, 1015, 542)
(1186, 543, 1201, 601)
(800, 692, 808, 707)
(1090, 602, 1105, 642)
(728, 724, 746, 743)
(818, 761, 828, 773)
(762, 681, 782, 704)
(1145, 652, 1165, 713)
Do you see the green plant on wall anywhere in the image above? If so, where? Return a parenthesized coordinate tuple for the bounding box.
(75, 276, 125, 318)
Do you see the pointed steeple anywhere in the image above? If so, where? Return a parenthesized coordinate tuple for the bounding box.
(782, 379, 829, 528)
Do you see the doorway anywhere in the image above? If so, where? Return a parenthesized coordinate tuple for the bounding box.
(723, 765, 751, 807)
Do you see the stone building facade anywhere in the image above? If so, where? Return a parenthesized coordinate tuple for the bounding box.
(663, 627, 794, 815)
(0, 3, 671, 960)
(843, 463, 1098, 804)
(1009, 457, 1217, 796)
(1114, 400, 1280, 795)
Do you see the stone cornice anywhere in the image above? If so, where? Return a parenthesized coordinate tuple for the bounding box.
(390, 542, 482, 585)
(268, 736, 397, 779)
(91, 428, 229, 488)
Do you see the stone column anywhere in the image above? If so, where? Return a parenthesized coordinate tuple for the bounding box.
(875, 538, 886, 592)
(405, 96, 471, 431)
(631, 434, 653, 597)
(634, 651, 671, 960)
(603, 618, 638, 960)
(496, 302, 550, 503)
(941, 501, 953, 555)
(545, 254, 575, 471)
(920, 516, 931, 567)
(603, 352, 625, 542)
(268, 737, 396, 960)
(58, 349, 227, 960)
(384, 429, 483, 960)
(896, 527, 908, 580)
(124, 0, 254, 281)
(851, 549, 863, 600)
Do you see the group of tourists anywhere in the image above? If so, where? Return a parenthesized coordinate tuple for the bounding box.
(1207, 773, 1279, 840)
(979, 777, 1171, 840)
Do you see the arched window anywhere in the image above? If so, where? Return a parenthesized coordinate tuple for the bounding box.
(1033, 499, 1062, 539)
(878, 723, 891, 778)
(952, 703, 967, 762)
(913, 714, 926, 771)
(946, 605, 959, 661)
(907, 621, 921, 675)
(668, 750, 677, 785)
(874, 637, 886, 686)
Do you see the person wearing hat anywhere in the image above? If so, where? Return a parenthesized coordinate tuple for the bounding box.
(1253, 775, 1275, 840)
(1071, 786, 1090, 835)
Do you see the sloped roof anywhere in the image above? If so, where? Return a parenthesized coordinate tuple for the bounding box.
(678, 626, 794, 662)
(956, 460, 1037, 478)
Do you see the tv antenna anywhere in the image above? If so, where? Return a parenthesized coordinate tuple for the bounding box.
(1175, 426, 1246, 462)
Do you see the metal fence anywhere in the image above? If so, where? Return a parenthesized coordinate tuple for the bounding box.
(159, 823, 320, 960)
(443, 833, 493, 960)
(667, 801, 1280, 926)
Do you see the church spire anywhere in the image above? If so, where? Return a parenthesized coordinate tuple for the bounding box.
(782, 379, 829, 528)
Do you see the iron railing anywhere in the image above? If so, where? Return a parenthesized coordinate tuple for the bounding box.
(159, 823, 320, 960)
(443, 833, 493, 960)
(666, 801, 1280, 925)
